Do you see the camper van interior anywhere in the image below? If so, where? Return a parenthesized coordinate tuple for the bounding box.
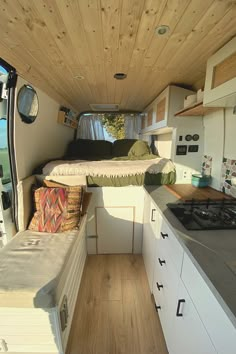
(0, 1, 236, 353)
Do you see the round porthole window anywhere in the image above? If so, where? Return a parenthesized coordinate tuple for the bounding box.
(17, 84, 39, 124)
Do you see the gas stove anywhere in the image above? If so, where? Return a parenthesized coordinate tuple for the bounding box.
(167, 199, 236, 230)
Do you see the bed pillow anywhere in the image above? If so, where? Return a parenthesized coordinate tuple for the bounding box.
(112, 139, 137, 157)
(128, 140, 151, 158)
(28, 186, 83, 233)
(66, 139, 113, 159)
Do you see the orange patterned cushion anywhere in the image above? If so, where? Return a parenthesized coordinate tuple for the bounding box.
(28, 186, 83, 233)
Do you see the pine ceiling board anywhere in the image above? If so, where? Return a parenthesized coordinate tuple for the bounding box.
(12, 0, 80, 108)
(135, 0, 235, 110)
(32, 0, 93, 106)
(114, 0, 145, 106)
(100, 0, 121, 103)
(150, 0, 215, 71)
(0, 0, 235, 112)
(0, 1, 75, 108)
(124, 0, 192, 109)
(121, 0, 168, 109)
(116, 0, 145, 73)
(139, 0, 229, 106)
(54, 0, 104, 109)
(78, 0, 108, 104)
(55, 0, 100, 105)
(165, 0, 234, 73)
(173, 4, 236, 86)
(144, 0, 191, 69)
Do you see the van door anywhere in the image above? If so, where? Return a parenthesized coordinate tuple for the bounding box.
(0, 63, 16, 247)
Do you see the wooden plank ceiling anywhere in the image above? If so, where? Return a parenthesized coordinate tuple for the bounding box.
(0, 0, 235, 113)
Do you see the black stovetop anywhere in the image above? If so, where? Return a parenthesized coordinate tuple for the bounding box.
(167, 199, 236, 230)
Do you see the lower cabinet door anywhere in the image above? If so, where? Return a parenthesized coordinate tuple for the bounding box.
(171, 280, 217, 354)
(97, 207, 134, 253)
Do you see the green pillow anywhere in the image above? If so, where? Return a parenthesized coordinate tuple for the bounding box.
(128, 140, 151, 157)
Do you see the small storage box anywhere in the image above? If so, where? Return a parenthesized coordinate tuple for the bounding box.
(191, 174, 211, 188)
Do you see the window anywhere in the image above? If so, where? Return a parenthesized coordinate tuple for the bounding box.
(0, 65, 10, 184)
(0, 118, 10, 184)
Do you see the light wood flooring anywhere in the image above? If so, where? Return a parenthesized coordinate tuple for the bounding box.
(67, 255, 168, 354)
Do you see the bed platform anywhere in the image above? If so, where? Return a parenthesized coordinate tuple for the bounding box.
(42, 157, 176, 187)
(39, 139, 176, 187)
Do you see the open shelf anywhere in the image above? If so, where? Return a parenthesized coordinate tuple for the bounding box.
(58, 111, 78, 129)
(175, 101, 221, 117)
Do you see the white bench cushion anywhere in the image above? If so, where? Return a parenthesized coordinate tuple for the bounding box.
(0, 217, 85, 308)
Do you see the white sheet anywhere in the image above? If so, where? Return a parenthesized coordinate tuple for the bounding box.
(42, 158, 175, 177)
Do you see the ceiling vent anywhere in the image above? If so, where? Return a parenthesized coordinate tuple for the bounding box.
(89, 104, 119, 111)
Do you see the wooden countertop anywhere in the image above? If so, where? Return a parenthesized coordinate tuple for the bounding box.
(164, 184, 233, 201)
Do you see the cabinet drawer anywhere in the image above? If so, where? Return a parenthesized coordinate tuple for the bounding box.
(182, 252, 236, 354)
(153, 245, 180, 308)
(158, 220, 183, 275)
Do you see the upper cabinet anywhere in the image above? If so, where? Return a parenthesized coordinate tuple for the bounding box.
(141, 85, 194, 134)
(204, 36, 236, 107)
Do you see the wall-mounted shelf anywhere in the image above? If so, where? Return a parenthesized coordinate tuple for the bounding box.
(58, 110, 78, 129)
(175, 101, 221, 117)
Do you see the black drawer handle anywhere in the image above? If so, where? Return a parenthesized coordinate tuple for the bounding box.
(151, 208, 156, 222)
(158, 258, 166, 266)
(156, 282, 163, 291)
(161, 232, 168, 239)
(176, 299, 185, 317)
(155, 304, 161, 312)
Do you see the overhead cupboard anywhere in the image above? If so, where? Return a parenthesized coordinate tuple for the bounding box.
(142, 190, 236, 354)
(204, 36, 236, 107)
(141, 85, 194, 134)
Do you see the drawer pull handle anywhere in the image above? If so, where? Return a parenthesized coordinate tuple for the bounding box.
(151, 209, 156, 222)
(176, 299, 185, 317)
(156, 282, 163, 291)
(158, 258, 166, 266)
(155, 304, 161, 312)
(161, 232, 168, 239)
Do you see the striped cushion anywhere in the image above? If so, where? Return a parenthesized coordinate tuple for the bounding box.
(29, 186, 83, 233)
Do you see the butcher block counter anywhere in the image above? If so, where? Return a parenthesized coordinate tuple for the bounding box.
(165, 184, 233, 201)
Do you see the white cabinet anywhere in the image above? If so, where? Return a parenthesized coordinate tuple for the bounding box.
(171, 280, 217, 354)
(142, 193, 159, 290)
(87, 187, 145, 254)
(182, 252, 236, 354)
(146, 204, 236, 354)
(152, 224, 216, 354)
(97, 206, 134, 253)
(141, 85, 194, 134)
(204, 36, 236, 107)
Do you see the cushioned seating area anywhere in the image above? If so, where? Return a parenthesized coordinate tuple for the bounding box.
(0, 222, 85, 308)
(0, 175, 87, 308)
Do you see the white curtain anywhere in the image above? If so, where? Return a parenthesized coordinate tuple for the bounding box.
(124, 114, 141, 139)
(77, 114, 105, 140)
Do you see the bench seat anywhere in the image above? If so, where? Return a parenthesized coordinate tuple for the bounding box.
(0, 216, 86, 308)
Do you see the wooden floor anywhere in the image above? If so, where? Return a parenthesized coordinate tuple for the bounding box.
(67, 255, 168, 354)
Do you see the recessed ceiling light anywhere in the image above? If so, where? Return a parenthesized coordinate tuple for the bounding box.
(74, 75, 84, 80)
(155, 25, 170, 36)
(114, 72, 127, 80)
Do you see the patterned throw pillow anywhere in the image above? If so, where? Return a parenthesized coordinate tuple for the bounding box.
(43, 179, 91, 216)
(28, 186, 83, 233)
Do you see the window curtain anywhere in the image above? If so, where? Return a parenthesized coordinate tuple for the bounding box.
(124, 114, 141, 139)
(77, 114, 105, 140)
